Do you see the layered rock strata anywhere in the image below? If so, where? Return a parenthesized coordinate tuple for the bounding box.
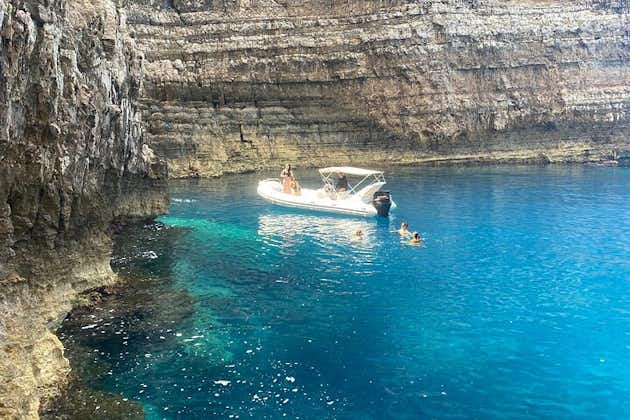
(0, 0, 168, 417)
(129, 0, 630, 177)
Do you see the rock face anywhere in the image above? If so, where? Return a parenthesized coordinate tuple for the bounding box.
(128, 0, 630, 177)
(0, 0, 168, 417)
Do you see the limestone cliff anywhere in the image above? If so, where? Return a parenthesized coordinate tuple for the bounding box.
(0, 0, 167, 417)
(129, 0, 629, 177)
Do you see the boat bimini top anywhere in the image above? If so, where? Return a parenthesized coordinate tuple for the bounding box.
(319, 167, 386, 198)
(318, 166, 384, 177)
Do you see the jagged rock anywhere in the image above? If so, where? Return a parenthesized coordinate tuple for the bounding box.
(48, 123, 61, 138)
(128, 0, 630, 177)
(0, 0, 168, 417)
(0, 273, 71, 420)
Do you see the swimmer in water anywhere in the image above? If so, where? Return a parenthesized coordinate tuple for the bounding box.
(398, 222, 412, 237)
(352, 229, 364, 241)
(409, 232, 422, 245)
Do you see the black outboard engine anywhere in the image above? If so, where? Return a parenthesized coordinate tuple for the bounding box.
(372, 191, 392, 217)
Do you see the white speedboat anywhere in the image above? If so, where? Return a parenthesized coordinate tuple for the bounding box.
(257, 166, 397, 217)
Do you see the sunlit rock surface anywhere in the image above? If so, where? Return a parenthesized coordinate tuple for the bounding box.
(128, 0, 630, 177)
(0, 0, 167, 416)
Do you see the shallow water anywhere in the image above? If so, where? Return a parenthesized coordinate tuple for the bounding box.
(58, 166, 630, 419)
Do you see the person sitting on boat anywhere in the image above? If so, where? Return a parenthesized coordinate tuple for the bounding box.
(336, 172, 349, 192)
(290, 176, 302, 196)
(281, 164, 293, 194)
(409, 232, 422, 245)
(398, 222, 412, 237)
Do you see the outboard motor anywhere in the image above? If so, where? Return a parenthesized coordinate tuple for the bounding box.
(372, 191, 392, 217)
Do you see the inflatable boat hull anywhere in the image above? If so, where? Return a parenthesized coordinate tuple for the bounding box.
(257, 179, 396, 217)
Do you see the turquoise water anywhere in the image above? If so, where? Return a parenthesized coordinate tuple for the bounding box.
(59, 166, 630, 419)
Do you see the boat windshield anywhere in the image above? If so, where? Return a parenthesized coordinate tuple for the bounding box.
(319, 167, 386, 194)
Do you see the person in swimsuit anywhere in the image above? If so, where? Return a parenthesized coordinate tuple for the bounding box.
(398, 222, 412, 237)
(352, 229, 363, 241)
(409, 232, 422, 245)
(281, 164, 293, 193)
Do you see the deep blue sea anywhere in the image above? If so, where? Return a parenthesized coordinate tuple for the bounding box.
(57, 166, 630, 419)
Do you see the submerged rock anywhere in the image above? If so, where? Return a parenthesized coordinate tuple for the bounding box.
(44, 221, 196, 418)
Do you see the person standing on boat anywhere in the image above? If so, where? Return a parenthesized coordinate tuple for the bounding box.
(336, 172, 349, 192)
(281, 164, 293, 194)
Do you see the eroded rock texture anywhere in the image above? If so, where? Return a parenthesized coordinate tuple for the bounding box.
(129, 0, 630, 177)
(0, 0, 167, 417)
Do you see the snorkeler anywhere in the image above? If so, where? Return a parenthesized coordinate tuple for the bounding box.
(409, 232, 422, 245)
(398, 222, 412, 237)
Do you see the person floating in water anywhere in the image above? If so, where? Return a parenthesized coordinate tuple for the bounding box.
(336, 172, 349, 192)
(352, 228, 363, 241)
(281, 164, 293, 194)
(409, 232, 422, 245)
(398, 222, 412, 237)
